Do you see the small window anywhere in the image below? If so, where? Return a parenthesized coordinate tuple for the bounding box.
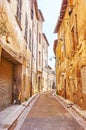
(68, 8, 73, 16)
(71, 26, 75, 51)
(7, 0, 11, 2)
(39, 51, 41, 66)
(24, 14, 28, 43)
(31, 9, 34, 20)
(29, 29, 31, 50)
(16, 0, 22, 24)
(39, 33, 41, 43)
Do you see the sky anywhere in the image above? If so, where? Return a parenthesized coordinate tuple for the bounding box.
(37, 0, 62, 69)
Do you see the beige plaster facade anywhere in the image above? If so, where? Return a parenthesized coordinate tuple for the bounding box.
(0, 0, 49, 111)
(0, 0, 28, 110)
(42, 33, 49, 91)
(48, 66, 56, 90)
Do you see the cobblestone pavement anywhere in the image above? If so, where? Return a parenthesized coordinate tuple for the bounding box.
(20, 91, 84, 130)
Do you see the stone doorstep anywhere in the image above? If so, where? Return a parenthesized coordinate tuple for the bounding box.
(1, 94, 38, 130)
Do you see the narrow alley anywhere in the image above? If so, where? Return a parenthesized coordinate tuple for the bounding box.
(12, 91, 85, 130)
(1, 0, 86, 129)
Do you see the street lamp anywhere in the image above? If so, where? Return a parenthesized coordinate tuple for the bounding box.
(49, 56, 56, 61)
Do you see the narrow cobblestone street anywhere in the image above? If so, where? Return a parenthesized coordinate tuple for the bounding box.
(18, 91, 84, 130)
(1, 0, 86, 130)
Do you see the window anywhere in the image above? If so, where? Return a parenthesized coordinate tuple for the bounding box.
(45, 60, 47, 68)
(31, 9, 34, 20)
(39, 51, 41, 66)
(75, 14, 78, 45)
(68, 0, 73, 16)
(24, 14, 28, 43)
(61, 45, 65, 61)
(68, 8, 73, 16)
(16, 0, 22, 24)
(71, 26, 75, 52)
(84, 31, 86, 40)
(39, 33, 41, 43)
(29, 29, 31, 50)
(81, 67, 86, 94)
(7, 0, 10, 2)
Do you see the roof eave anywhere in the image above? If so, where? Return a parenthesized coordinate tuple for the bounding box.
(54, 0, 67, 33)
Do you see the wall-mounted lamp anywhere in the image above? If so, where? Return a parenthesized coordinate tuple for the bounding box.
(49, 56, 56, 61)
(58, 38, 64, 41)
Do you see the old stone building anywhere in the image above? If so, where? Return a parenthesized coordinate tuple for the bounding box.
(54, 0, 86, 109)
(30, 0, 39, 95)
(47, 65, 52, 90)
(0, 0, 34, 111)
(42, 33, 49, 91)
(0, 0, 49, 111)
(36, 10, 44, 93)
(48, 65, 56, 90)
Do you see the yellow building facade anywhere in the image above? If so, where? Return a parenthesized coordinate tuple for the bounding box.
(54, 0, 86, 109)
